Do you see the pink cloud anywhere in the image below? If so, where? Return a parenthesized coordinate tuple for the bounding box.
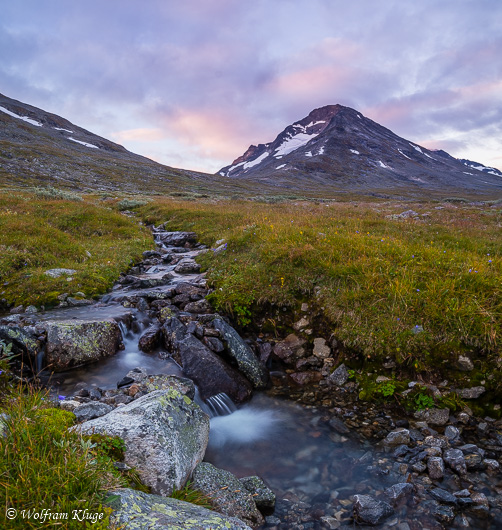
(111, 128, 165, 142)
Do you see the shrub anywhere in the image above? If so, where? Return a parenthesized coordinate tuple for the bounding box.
(32, 186, 83, 201)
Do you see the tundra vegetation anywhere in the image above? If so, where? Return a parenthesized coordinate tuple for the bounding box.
(0, 188, 501, 527)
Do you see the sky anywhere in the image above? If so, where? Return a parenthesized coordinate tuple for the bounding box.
(1, 0, 501, 173)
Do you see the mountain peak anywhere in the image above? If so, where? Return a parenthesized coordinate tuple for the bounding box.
(218, 104, 502, 195)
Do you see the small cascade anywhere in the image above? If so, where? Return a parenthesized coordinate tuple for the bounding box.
(117, 320, 129, 340)
(204, 392, 237, 418)
(36, 343, 45, 373)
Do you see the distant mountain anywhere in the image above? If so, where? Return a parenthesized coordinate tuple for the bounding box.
(0, 93, 212, 193)
(219, 105, 502, 195)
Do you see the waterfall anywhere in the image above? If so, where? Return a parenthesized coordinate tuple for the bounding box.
(203, 392, 237, 418)
(199, 392, 281, 449)
(36, 343, 45, 373)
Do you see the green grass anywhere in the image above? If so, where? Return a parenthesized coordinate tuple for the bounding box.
(0, 385, 121, 529)
(139, 198, 502, 376)
(0, 190, 152, 308)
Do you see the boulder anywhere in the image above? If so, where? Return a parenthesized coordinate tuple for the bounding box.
(163, 317, 252, 403)
(44, 319, 121, 371)
(353, 494, 394, 526)
(157, 231, 197, 247)
(213, 319, 268, 388)
(192, 462, 264, 528)
(108, 488, 251, 530)
(74, 382, 209, 496)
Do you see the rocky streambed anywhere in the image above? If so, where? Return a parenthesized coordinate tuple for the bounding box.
(1, 226, 502, 529)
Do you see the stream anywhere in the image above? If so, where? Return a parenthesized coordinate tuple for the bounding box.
(9, 226, 500, 529)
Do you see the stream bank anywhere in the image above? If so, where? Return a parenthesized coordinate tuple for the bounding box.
(1, 227, 501, 529)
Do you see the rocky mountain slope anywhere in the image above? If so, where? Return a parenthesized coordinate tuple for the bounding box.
(219, 105, 502, 196)
(0, 93, 216, 194)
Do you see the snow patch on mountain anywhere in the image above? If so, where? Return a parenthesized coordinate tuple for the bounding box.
(350, 149, 360, 155)
(398, 149, 411, 160)
(276, 164, 286, 169)
(69, 137, 99, 149)
(0, 105, 42, 127)
(274, 132, 318, 157)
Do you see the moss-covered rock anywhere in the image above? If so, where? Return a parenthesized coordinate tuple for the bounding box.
(44, 318, 121, 371)
(107, 487, 252, 529)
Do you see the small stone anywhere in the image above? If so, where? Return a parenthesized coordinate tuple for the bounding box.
(424, 435, 449, 449)
(384, 483, 414, 501)
(414, 408, 450, 426)
(430, 488, 457, 505)
(240, 475, 275, 510)
(44, 268, 77, 278)
(457, 355, 474, 371)
(353, 494, 394, 526)
(328, 364, 349, 386)
(59, 399, 80, 412)
(471, 492, 489, 507)
(293, 316, 309, 330)
(301, 303, 309, 312)
(117, 376, 134, 388)
(432, 503, 455, 524)
(384, 428, 411, 446)
(484, 459, 500, 473)
(427, 457, 445, 479)
(458, 386, 486, 399)
(445, 425, 460, 440)
(73, 402, 113, 422)
(312, 338, 331, 358)
(443, 449, 467, 475)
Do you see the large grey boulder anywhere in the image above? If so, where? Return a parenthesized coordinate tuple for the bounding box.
(108, 488, 251, 530)
(192, 462, 264, 528)
(213, 319, 268, 388)
(163, 317, 252, 403)
(44, 319, 121, 371)
(75, 380, 210, 496)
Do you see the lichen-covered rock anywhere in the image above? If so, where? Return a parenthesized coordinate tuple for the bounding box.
(192, 462, 264, 528)
(212, 319, 268, 388)
(163, 317, 252, 403)
(239, 476, 276, 510)
(44, 319, 121, 371)
(353, 494, 394, 525)
(108, 488, 251, 530)
(74, 383, 209, 496)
